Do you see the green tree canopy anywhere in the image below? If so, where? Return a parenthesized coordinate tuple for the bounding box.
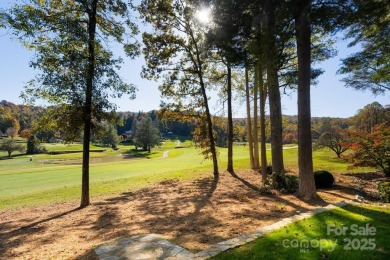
(352, 102, 390, 133)
(139, 0, 219, 175)
(338, 0, 390, 94)
(0, 139, 25, 157)
(5, 0, 139, 207)
(133, 115, 160, 153)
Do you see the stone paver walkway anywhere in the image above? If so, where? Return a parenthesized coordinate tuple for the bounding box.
(95, 234, 193, 260)
(95, 201, 350, 259)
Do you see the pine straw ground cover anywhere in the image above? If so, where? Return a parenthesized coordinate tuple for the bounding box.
(0, 170, 388, 259)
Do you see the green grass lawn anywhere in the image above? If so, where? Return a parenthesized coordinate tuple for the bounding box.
(0, 141, 375, 210)
(0, 146, 213, 209)
(213, 204, 390, 260)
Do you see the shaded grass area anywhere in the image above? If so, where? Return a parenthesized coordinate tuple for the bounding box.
(213, 204, 390, 260)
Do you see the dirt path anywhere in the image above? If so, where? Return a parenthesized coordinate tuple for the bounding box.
(0, 170, 386, 259)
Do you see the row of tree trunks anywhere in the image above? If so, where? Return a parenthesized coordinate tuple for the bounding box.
(244, 61, 268, 183)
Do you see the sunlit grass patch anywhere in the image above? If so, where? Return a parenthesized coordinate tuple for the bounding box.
(213, 204, 390, 260)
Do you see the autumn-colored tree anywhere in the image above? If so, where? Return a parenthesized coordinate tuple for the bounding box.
(283, 133, 296, 144)
(20, 129, 32, 139)
(344, 123, 390, 176)
(0, 105, 20, 136)
(6, 127, 19, 139)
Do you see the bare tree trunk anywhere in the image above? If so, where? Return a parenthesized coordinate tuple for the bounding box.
(245, 63, 255, 169)
(259, 67, 268, 183)
(265, 0, 284, 176)
(296, 0, 316, 199)
(227, 66, 234, 172)
(80, 0, 98, 208)
(202, 86, 219, 176)
(253, 65, 260, 169)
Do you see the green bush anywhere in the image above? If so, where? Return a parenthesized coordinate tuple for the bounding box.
(27, 135, 47, 154)
(270, 172, 287, 190)
(378, 182, 390, 202)
(314, 170, 335, 189)
(268, 172, 298, 194)
(284, 175, 299, 193)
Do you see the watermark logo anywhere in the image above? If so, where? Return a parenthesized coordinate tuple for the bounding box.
(327, 223, 376, 251)
(281, 223, 376, 253)
(282, 237, 337, 252)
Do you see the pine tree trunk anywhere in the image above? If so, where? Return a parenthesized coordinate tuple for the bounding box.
(265, 0, 284, 176)
(259, 67, 268, 183)
(227, 66, 234, 172)
(253, 64, 260, 169)
(80, 0, 98, 208)
(296, 0, 316, 199)
(245, 63, 255, 169)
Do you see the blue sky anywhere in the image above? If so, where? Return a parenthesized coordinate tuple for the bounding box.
(0, 2, 388, 118)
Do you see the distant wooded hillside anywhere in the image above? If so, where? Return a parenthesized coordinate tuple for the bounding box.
(1, 100, 389, 146)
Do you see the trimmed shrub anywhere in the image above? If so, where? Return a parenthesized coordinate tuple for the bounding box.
(378, 182, 390, 202)
(314, 170, 335, 189)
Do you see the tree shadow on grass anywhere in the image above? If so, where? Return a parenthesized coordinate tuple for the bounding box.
(122, 149, 158, 159)
(0, 153, 27, 160)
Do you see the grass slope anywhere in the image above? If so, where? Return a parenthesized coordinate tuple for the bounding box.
(213, 204, 390, 259)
